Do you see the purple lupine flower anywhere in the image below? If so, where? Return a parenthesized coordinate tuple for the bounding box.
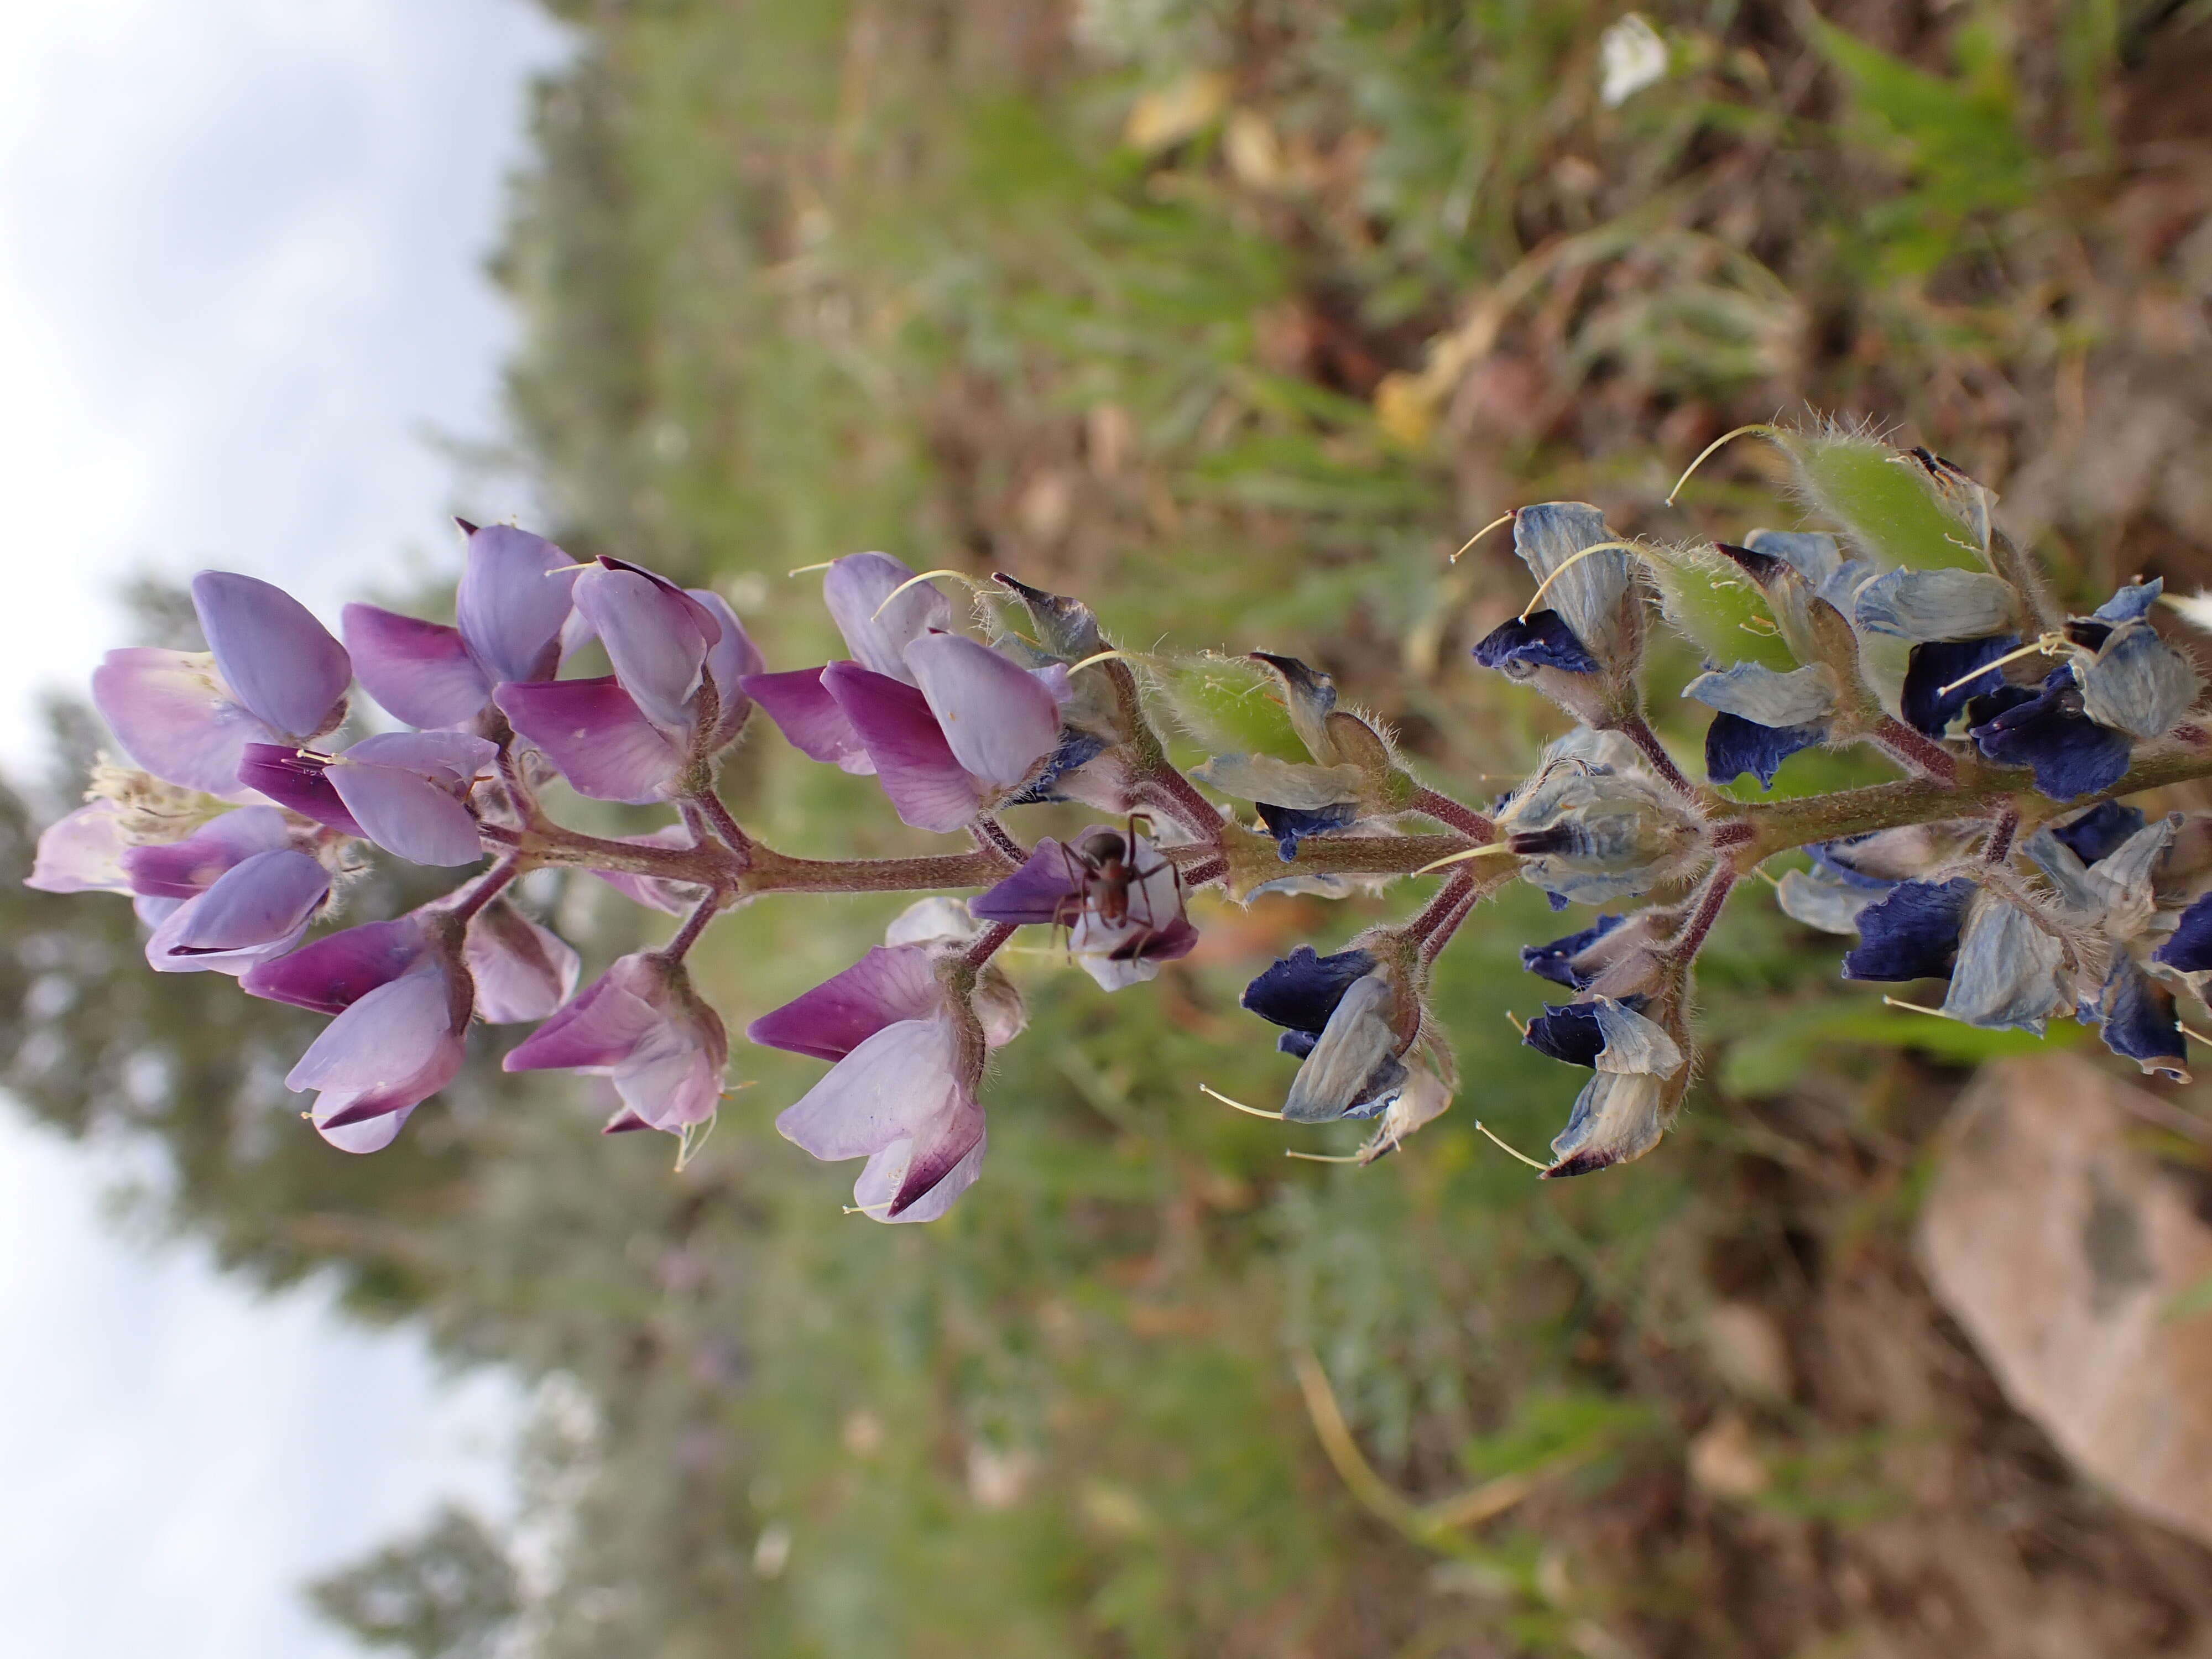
(504, 953, 728, 1134)
(243, 915, 471, 1152)
(495, 560, 761, 804)
(144, 848, 331, 975)
(464, 900, 581, 1024)
(342, 523, 581, 728)
(743, 554, 1065, 832)
(970, 825, 1196, 990)
(24, 800, 133, 894)
(1966, 670, 2135, 801)
(246, 731, 496, 865)
(1838, 878, 1975, 982)
(750, 911, 1024, 1222)
(92, 572, 351, 796)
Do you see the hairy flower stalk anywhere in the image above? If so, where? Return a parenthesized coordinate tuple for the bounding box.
(30, 433, 2212, 1208)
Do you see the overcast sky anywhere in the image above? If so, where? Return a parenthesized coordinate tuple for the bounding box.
(0, 3, 571, 1655)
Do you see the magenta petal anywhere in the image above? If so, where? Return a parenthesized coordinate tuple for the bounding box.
(237, 744, 366, 837)
(747, 945, 942, 1061)
(969, 839, 1083, 926)
(456, 524, 578, 684)
(504, 966, 660, 1072)
(821, 553, 951, 683)
(614, 1026, 725, 1131)
(821, 662, 983, 832)
(774, 1016, 965, 1161)
(495, 677, 684, 804)
(92, 647, 268, 795)
(904, 633, 1061, 786)
(328, 760, 484, 867)
(191, 572, 351, 739)
(25, 802, 133, 894)
(121, 805, 293, 898)
(691, 589, 763, 748)
(740, 666, 874, 774)
(465, 900, 581, 1024)
(242, 917, 429, 1013)
(342, 604, 490, 728)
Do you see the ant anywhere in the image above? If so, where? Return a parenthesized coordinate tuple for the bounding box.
(1051, 812, 1185, 962)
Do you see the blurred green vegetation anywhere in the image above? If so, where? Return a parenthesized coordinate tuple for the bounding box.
(12, 1, 2212, 1654)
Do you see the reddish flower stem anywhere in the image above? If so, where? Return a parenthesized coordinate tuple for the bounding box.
(1408, 786, 1494, 843)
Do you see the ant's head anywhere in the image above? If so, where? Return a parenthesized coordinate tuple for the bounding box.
(1077, 828, 1128, 868)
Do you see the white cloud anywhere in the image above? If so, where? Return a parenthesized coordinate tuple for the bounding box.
(0, 2, 571, 1652)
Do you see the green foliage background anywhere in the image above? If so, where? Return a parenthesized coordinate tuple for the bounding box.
(9, 2, 2212, 1655)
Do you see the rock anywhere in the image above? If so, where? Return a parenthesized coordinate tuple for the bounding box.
(1917, 1052, 2212, 1548)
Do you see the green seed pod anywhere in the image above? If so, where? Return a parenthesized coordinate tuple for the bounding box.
(1155, 653, 1308, 763)
(1642, 543, 1799, 672)
(1787, 428, 1987, 574)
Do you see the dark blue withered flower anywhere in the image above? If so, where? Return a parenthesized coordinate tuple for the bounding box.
(1967, 671, 2134, 801)
(2098, 957, 2187, 1082)
(2154, 894, 2212, 977)
(2052, 800, 2146, 867)
(1705, 712, 1828, 789)
(1901, 635, 2016, 739)
(1253, 800, 1359, 862)
(1839, 878, 1975, 982)
(1472, 611, 1600, 676)
(1520, 914, 1623, 989)
(1241, 945, 1410, 1120)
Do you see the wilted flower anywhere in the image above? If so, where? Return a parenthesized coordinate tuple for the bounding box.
(1472, 504, 1643, 726)
(1241, 943, 1419, 1123)
(1495, 728, 1704, 904)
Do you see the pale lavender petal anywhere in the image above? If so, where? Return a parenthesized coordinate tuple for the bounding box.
(691, 588, 763, 748)
(163, 849, 327, 954)
(740, 666, 874, 774)
(341, 729, 498, 787)
(121, 805, 293, 898)
(287, 968, 465, 1097)
(851, 1107, 986, 1223)
(586, 825, 705, 916)
(328, 760, 484, 867)
(774, 1015, 964, 1161)
(25, 802, 132, 894)
(342, 604, 490, 728)
(316, 1103, 418, 1154)
(969, 839, 1083, 926)
(614, 1029, 724, 1131)
(822, 662, 982, 832)
(465, 900, 581, 1024)
(134, 896, 184, 930)
(317, 1035, 466, 1130)
(191, 572, 351, 739)
(456, 524, 578, 683)
(236, 744, 365, 837)
(573, 560, 718, 729)
(821, 552, 951, 683)
(92, 647, 268, 795)
(495, 677, 684, 804)
(746, 945, 942, 1062)
(504, 965, 660, 1072)
(904, 632, 1062, 786)
(243, 917, 429, 1014)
